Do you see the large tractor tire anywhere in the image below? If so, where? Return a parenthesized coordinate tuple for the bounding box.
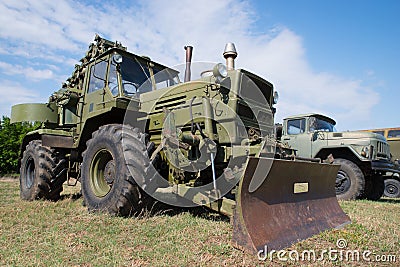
(363, 175, 384, 201)
(383, 178, 400, 198)
(334, 158, 365, 200)
(20, 140, 67, 201)
(81, 124, 150, 216)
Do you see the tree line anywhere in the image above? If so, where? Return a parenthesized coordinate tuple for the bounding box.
(0, 116, 39, 175)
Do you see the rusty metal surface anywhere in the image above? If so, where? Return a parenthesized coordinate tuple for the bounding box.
(42, 134, 74, 148)
(184, 46, 193, 82)
(232, 157, 351, 254)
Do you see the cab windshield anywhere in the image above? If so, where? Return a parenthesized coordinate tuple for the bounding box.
(309, 117, 336, 132)
(152, 65, 180, 90)
(115, 55, 180, 97)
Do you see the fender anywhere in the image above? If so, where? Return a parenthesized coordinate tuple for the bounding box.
(11, 103, 58, 124)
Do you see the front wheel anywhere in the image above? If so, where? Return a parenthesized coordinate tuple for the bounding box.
(81, 124, 150, 216)
(383, 178, 400, 198)
(334, 158, 365, 200)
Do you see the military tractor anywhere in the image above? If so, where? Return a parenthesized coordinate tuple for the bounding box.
(11, 35, 350, 254)
(277, 113, 400, 201)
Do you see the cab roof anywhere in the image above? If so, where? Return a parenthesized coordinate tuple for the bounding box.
(98, 46, 180, 76)
(283, 113, 336, 126)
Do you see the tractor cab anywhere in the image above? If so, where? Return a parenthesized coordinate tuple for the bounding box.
(108, 52, 180, 98)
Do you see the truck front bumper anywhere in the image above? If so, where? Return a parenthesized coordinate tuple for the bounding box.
(371, 159, 400, 174)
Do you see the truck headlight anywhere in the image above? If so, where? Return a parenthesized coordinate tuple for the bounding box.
(361, 146, 369, 158)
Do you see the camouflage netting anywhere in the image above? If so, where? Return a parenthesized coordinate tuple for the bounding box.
(64, 34, 126, 92)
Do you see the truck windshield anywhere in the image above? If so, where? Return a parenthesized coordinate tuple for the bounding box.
(118, 56, 180, 97)
(152, 64, 180, 90)
(119, 56, 151, 96)
(309, 117, 336, 132)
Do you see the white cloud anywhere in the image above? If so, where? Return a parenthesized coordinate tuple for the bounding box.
(0, 0, 83, 51)
(0, 0, 380, 130)
(229, 28, 380, 130)
(0, 80, 43, 117)
(0, 61, 55, 81)
(0, 44, 79, 67)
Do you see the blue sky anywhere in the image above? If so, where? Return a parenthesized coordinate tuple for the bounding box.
(0, 0, 398, 131)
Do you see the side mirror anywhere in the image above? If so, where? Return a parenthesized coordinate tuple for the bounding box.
(312, 131, 318, 141)
(312, 131, 324, 142)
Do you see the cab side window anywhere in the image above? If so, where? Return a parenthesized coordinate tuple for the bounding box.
(108, 62, 119, 96)
(88, 60, 108, 93)
(388, 130, 400, 138)
(287, 119, 306, 135)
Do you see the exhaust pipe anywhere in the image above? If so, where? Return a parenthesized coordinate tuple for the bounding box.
(223, 43, 238, 70)
(184, 46, 193, 82)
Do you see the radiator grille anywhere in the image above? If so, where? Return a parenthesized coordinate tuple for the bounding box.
(376, 141, 390, 158)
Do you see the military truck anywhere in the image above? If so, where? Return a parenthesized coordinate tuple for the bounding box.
(11, 35, 350, 254)
(278, 113, 400, 200)
(361, 127, 400, 198)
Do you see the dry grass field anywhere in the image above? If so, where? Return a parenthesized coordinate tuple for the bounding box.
(0, 177, 398, 266)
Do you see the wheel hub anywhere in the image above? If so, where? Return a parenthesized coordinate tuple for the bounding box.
(90, 149, 115, 197)
(336, 171, 351, 194)
(25, 156, 35, 189)
(387, 184, 398, 195)
(104, 160, 115, 185)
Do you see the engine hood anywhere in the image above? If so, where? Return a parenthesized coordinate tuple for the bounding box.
(325, 131, 386, 142)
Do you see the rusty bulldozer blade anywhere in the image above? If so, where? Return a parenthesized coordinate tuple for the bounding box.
(232, 157, 351, 254)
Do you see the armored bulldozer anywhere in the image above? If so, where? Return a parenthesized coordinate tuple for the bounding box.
(11, 35, 350, 254)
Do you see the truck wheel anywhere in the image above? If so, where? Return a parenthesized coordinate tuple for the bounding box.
(81, 124, 149, 216)
(334, 158, 365, 200)
(383, 178, 400, 198)
(20, 140, 67, 201)
(363, 176, 384, 200)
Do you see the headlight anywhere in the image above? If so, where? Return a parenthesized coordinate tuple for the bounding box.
(273, 91, 279, 104)
(361, 146, 369, 158)
(112, 54, 123, 64)
(213, 63, 227, 81)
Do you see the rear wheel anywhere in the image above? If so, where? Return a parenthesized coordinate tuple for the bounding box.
(20, 140, 67, 201)
(81, 124, 150, 216)
(383, 178, 400, 198)
(334, 158, 365, 200)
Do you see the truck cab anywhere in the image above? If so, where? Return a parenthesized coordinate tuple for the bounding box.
(280, 113, 399, 200)
(360, 127, 400, 198)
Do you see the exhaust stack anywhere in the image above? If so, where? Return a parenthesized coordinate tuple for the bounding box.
(223, 43, 238, 70)
(184, 46, 193, 82)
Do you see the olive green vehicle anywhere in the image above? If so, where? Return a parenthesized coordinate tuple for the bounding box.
(278, 114, 400, 201)
(361, 127, 400, 198)
(11, 35, 350, 254)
